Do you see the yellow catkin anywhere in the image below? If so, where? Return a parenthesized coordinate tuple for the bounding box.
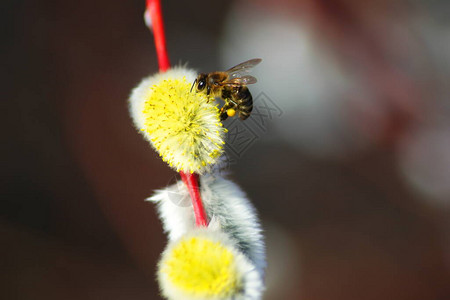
(141, 77, 225, 174)
(160, 236, 241, 298)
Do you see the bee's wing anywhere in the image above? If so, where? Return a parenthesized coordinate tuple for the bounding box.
(222, 75, 258, 86)
(225, 58, 262, 79)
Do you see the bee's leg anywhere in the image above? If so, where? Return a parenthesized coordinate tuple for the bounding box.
(190, 79, 197, 92)
(219, 103, 228, 121)
(219, 100, 235, 121)
(218, 102, 226, 121)
(219, 110, 229, 121)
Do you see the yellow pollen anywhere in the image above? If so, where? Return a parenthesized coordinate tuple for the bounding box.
(141, 76, 226, 174)
(227, 108, 236, 117)
(160, 237, 241, 298)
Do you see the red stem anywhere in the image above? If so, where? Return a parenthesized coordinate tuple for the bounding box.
(180, 172, 208, 227)
(145, 1, 207, 227)
(146, 0, 170, 72)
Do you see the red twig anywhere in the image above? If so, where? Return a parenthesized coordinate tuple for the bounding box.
(180, 172, 209, 227)
(145, 0, 170, 72)
(145, 0, 207, 227)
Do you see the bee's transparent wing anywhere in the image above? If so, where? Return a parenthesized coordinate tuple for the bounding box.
(226, 58, 262, 79)
(222, 75, 258, 87)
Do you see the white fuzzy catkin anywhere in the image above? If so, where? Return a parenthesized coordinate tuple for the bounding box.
(128, 67, 226, 174)
(157, 228, 264, 300)
(149, 173, 266, 278)
(129, 68, 197, 131)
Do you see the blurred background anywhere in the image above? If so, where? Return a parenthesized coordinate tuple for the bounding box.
(2, 0, 450, 299)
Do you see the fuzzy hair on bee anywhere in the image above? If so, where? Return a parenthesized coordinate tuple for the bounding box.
(191, 59, 261, 121)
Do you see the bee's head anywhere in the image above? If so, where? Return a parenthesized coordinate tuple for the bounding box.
(191, 73, 207, 93)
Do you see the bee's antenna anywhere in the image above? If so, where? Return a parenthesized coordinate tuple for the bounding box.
(190, 79, 197, 93)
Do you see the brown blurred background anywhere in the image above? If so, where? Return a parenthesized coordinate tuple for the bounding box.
(2, 0, 450, 299)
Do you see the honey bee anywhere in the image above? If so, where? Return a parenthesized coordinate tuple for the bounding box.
(191, 58, 261, 121)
